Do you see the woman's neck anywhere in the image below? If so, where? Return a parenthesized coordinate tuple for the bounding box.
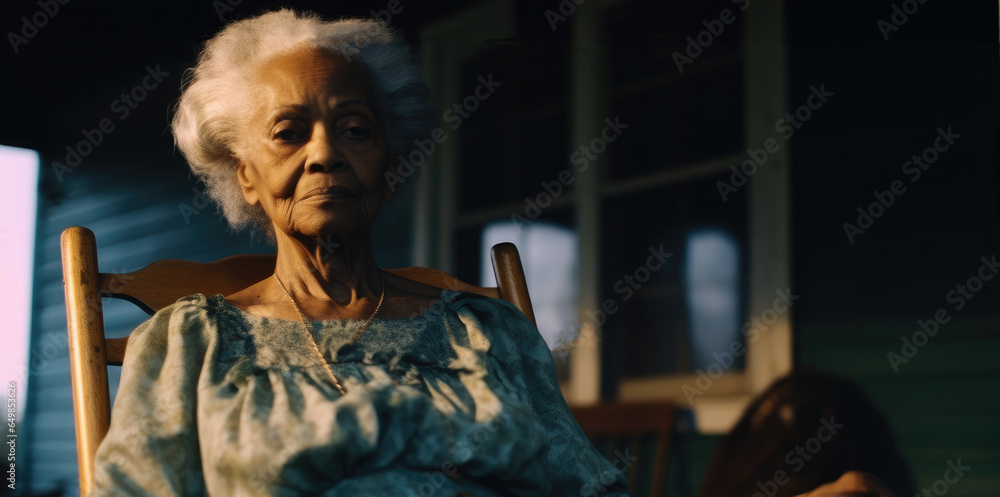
(272, 228, 382, 311)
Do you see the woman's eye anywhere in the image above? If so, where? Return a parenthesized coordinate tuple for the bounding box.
(342, 126, 371, 139)
(275, 129, 304, 141)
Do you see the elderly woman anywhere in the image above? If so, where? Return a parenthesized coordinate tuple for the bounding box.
(89, 9, 629, 497)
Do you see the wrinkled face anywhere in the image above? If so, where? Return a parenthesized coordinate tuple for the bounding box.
(236, 47, 395, 240)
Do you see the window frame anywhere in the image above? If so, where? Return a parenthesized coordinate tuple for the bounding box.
(416, 0, 791, 434)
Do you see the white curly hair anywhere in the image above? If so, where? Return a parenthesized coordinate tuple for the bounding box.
(171, 9, 438, 239)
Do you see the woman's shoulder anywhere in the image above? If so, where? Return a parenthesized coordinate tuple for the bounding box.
(126, 293, 245, 351)
(138, 293, 240, 322)
(437, 290, 542, 350)
(439, 290, 533, 325)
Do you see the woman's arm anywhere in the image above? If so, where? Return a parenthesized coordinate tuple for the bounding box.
(89, 298, 211, 496)
(479, 298, 631, 497)
(794, 471, 898, 497)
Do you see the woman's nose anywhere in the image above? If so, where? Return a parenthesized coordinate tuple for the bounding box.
(306, 127, 348, 172)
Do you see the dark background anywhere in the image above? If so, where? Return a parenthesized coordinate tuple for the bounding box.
(0, 0, 471, 203)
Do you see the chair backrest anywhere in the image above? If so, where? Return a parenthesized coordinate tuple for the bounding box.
(60, 226, 534, 495)
(570, 401, 676, 497)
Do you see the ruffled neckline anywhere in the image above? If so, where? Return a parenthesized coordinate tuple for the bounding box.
(200, 289, 462, 326)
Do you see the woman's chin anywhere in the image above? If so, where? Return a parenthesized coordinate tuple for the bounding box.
(287, 219, 368, 243)
(288, 208, 367, 235)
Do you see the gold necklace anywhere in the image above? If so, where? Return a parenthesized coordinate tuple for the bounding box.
(274, 271, 385, 395)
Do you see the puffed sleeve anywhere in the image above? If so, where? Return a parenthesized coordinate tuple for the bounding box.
(89, 296, 213, 496)
(469, 296, 631, 497)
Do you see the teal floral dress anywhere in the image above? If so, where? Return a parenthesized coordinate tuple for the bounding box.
(90, 290, 629, 496)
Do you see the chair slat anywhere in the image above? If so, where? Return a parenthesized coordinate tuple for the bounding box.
(100, 265, 503, 365)
(491, 242, 536, 326)
(571, 402, 675, 435)
(626, 436, 642, 491)
(98, 255, 277, 313)
(571, 401, 675, 497)
(104, 337, 129, 367)
(383, 267, 500, 299)
(60, 227, 111, 495)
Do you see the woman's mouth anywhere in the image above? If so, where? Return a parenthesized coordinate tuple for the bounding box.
(304, 185, 358, 202)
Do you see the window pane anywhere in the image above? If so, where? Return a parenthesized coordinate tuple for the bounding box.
(480, 221, 579, 351)
(684, 229, 742, 370)
(456, 43, 570, 210)
(599, 174, 748, 383)
(606, 0, 744, 91)
(454, 209, 576, 381)
(604, 0, 744, 179)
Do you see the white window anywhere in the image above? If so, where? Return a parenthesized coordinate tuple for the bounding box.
(685, 229, 742, 371)
(416, 0, 791, 433)
(480, 221, 580, 351)
(0, 144, 40, 424)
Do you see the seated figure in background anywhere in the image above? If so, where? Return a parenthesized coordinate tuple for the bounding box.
(699, 370, 915, 497)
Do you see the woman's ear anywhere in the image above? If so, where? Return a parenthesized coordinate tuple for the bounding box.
(237, 162, 260, 206)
